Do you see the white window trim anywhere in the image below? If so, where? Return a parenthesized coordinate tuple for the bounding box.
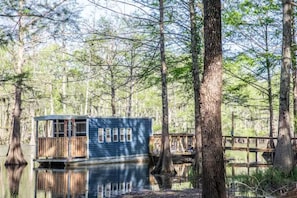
(113, 128, 118, 142)
(98, 128, 104, 143)
(106, 128, 111, 142)
(120, 128, 125, 142)
(126, 128, 132, 142)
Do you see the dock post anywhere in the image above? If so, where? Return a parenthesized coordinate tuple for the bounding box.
(255, 138, 258, 163)
(247, 137, 250, 164)
(35, 120, 38, 159)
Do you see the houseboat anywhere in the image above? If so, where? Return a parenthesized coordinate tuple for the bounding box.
(33, 115, 152, 167)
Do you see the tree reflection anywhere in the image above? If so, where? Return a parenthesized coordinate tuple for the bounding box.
(154, 175, 172, 190)
(5, 165, 26, 198)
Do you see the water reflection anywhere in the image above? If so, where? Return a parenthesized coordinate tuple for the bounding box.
(2, 145, 273, 197)
(6, 165, 27, 197)
(0, 144, 193, 198)
(153, 175, 172, 190)
(35, 163, 151, 198)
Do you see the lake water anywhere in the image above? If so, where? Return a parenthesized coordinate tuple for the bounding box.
(0, 145, 193, 198)
(2, 144, 288, 197)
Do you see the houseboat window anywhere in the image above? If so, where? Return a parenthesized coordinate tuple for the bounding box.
(98, 128, 104, 143)
(113, 128, 118, 142)
(53, 121, 65, 137)
(120, 128, 125, 142)
(126, 128, 132, 142)
(106, 128, 111, 142)
(76, 121, 86, 136)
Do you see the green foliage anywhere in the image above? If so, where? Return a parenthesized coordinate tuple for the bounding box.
(223, 9, 244, 26)
(233, 167, 297, 195)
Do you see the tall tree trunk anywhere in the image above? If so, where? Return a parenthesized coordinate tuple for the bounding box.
(274, 0, 294, 173)
(292, 0, 297, 140)
(50, 83, 54, 114)
(111, 77, 116, 116)
(85, 53, 91, 115)
(151, 0, 175, 175)
(189, 0, 202, 180)
(200, 0, 226, 197)
(61, 39, 67, 113)
(265, 24, 275, 148)
(5, 0, 27, 166)
(127, 60, 134, 117)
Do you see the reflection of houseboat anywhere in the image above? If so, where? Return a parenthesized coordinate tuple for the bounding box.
(33, 115, 152, 167)
(35, 163, 151, 197)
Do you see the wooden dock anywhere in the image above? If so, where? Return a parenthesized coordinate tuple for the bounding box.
(149, 133, 195, 157)
(150, 134, 297, 165)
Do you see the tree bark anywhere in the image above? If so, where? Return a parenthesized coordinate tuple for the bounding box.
(151, 0, 175, 175)
(292, 0, 297, 142)
(189, 0, 202, 180)
(200, 0, 226, 197)
(5, 0, 27, 166)
(274, 0, 294, 173)
(127, 57, 134, 117)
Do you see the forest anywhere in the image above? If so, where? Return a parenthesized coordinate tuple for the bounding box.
(2, 0, 297, 196)
(0, 0, 282, 145)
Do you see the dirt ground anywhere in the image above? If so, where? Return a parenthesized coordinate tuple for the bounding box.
(121, 189, 202, 198)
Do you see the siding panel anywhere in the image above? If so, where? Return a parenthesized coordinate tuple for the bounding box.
(88, 118, 152, 159)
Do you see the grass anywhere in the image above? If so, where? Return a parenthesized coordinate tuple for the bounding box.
(231, 167, 297, 196)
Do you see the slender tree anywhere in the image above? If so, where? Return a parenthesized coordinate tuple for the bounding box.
(274, 0, 294, 173)
(189, 0, 202, 179)
(200, 0, 226, 197)
(151, 0, 175, 175)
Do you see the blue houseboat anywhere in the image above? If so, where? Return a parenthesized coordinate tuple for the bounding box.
(33, 115, 153, 167)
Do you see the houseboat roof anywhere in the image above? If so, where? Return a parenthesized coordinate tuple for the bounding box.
(34, 115, 88, 121)
(34, 115, 153, 121)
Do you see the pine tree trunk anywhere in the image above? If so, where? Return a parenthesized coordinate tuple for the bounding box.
(274, 0, 293, 173)
(200, 0, 226, 197)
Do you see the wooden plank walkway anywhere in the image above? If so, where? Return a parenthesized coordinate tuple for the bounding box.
(150, 134, 297, 164)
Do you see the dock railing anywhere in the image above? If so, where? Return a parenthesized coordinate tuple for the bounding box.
(37, 136, 87, 159)
(150, 134, 297, 161)
(150, 133, 195, 156)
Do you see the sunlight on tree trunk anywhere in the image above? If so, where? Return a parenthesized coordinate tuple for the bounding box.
(274, 0, 294, 173)
(5, 85, 27, 166)
(200, 0, 226, 197)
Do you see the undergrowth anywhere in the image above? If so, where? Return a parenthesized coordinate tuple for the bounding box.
(231, 167, 297, 196)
